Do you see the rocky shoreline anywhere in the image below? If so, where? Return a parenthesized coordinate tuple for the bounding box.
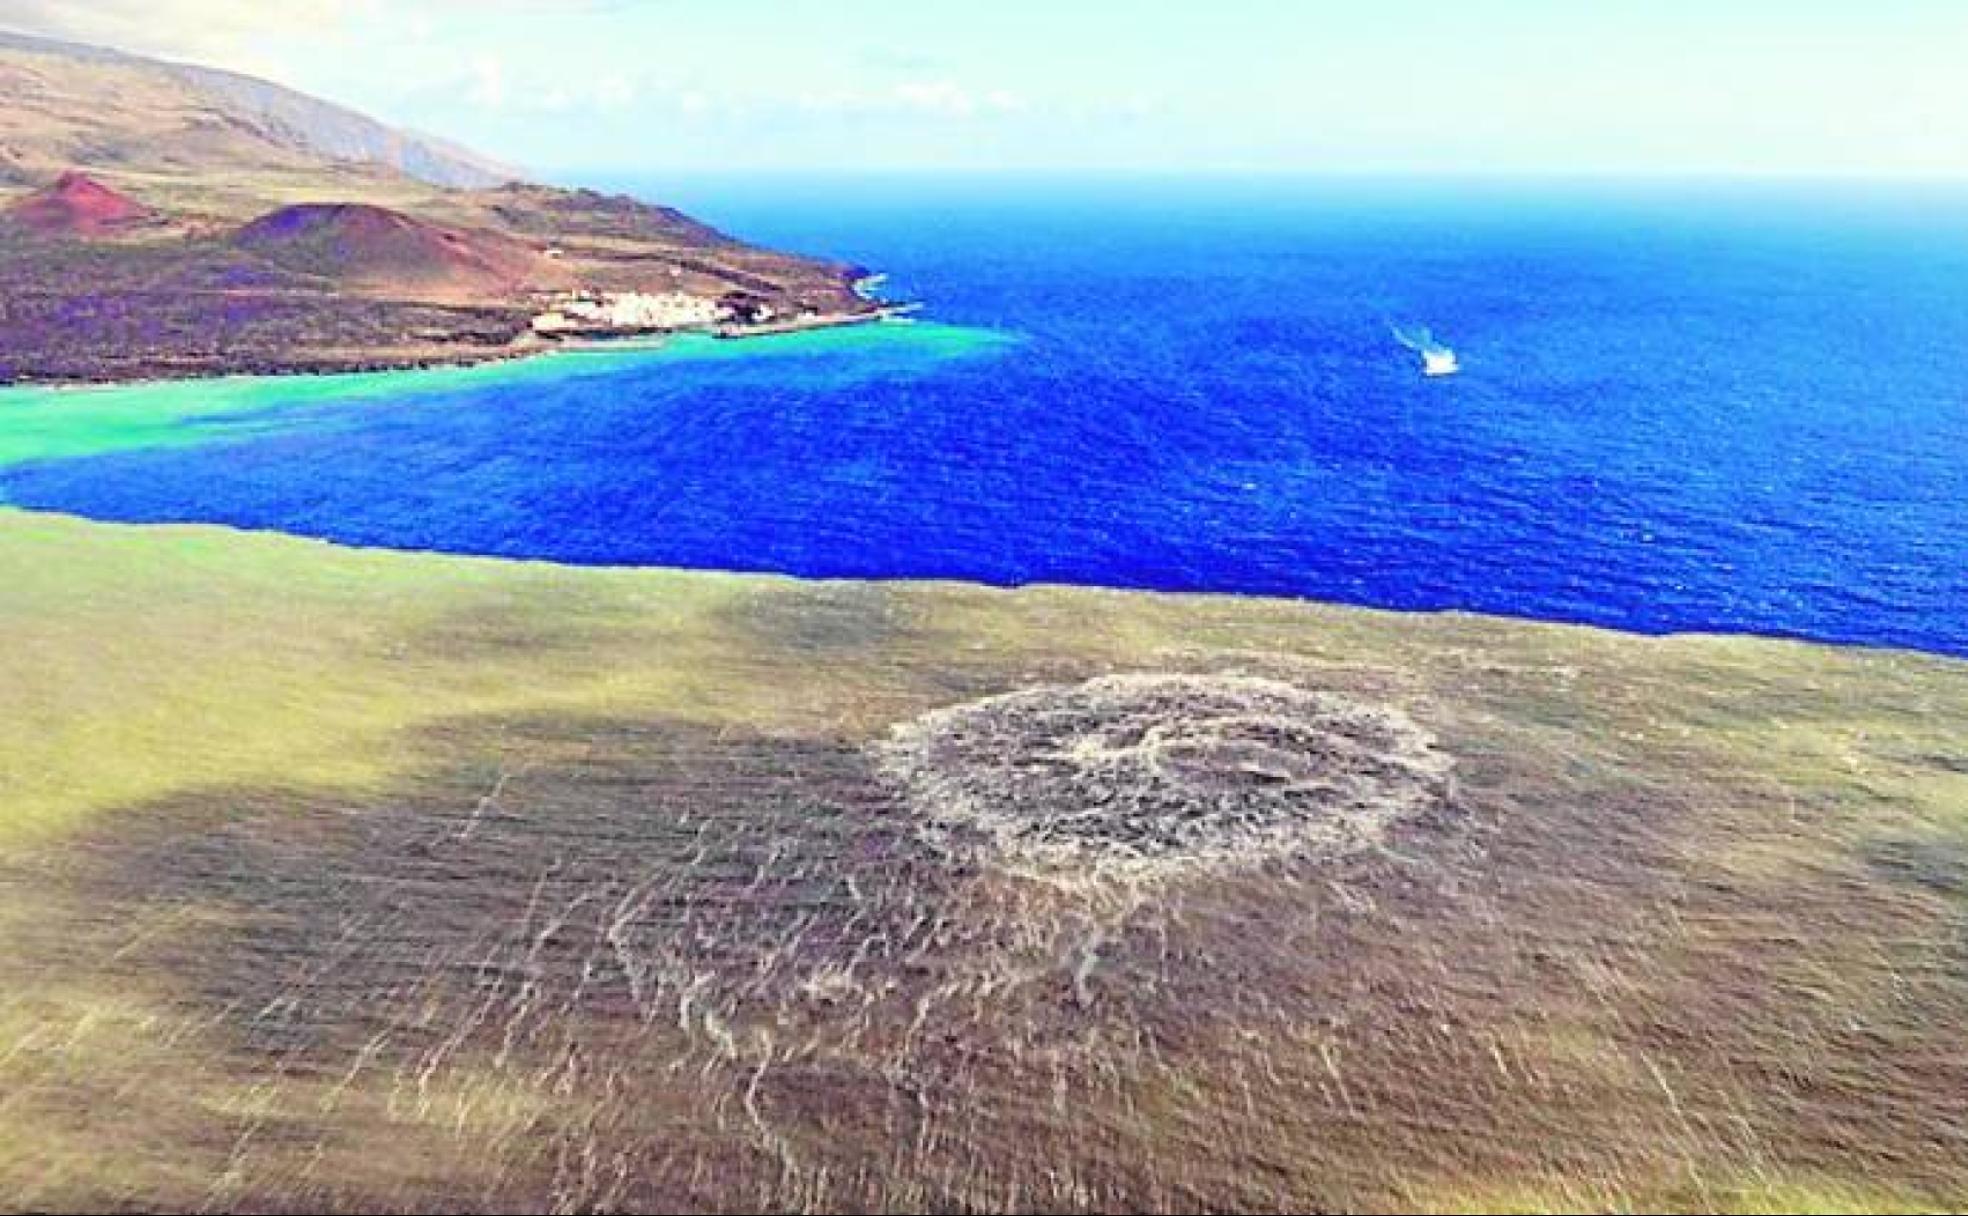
(714, 302, 916, 340)
(0, 301, 922, 390)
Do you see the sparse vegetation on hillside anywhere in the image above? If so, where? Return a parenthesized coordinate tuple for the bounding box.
(0, 37, 877, 383)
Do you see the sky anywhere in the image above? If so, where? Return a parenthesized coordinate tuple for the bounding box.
(4, 0, 1967, 178)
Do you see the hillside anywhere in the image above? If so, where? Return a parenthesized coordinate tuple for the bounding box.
(232, 202, 571, 301)
(3, 169, 151, 235)
(0, 29, 515, 189)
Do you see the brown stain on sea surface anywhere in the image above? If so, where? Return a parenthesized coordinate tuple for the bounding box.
(5, 552, 1968, 1212)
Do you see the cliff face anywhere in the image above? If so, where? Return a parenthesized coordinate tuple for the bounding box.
(0, 29, 517, 188)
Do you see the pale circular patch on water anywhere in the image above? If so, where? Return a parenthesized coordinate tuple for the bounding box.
(876, 673, 1456, 880)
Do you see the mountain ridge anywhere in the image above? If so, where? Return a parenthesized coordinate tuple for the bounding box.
(230, 201, 573, 301)
(0, 27, 520, 189)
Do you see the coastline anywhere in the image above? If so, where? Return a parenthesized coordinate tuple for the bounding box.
(0, 304, 903, 393)
(0, 339, 553, 392)
(714, 301, 917, 340)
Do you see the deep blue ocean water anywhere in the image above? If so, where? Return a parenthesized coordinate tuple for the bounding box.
(4, 176, 1967, 654)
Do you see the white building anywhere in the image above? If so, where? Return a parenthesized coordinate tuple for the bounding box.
(532, 291, 727, 335)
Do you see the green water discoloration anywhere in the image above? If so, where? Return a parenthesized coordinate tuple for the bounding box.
(2, 506, 1966, 1211)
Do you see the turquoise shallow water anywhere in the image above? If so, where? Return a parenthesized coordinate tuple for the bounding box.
(0, 325, 1009, 467)
(2, 177, 1965, 655)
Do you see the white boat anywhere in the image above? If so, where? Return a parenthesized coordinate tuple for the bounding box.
(1421, 347, 1460, 377)
(1392, 323, 1460, 378)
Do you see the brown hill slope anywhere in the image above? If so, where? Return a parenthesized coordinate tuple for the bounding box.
(0, 32, 878, 382)
(3, 169, 150, 235)
(232, 202, 570, 302)
(0, 29, 516, 189)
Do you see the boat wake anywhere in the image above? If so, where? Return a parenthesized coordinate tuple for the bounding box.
(1392, 324, 1460, 377)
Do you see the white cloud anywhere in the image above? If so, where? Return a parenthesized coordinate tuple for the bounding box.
(891, 80, 1025, 119)
(466, 55, 507, 110)
(424, 54, 653, 119)
(594, 72, 635, 112)
(893, 79, 975, 118)
(759, 79, 1027, 122)
(0, 0, 618, 68)
(0, 0, 372, 64)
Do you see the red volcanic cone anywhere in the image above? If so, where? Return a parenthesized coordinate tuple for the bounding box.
(5, 171, 152, 236)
